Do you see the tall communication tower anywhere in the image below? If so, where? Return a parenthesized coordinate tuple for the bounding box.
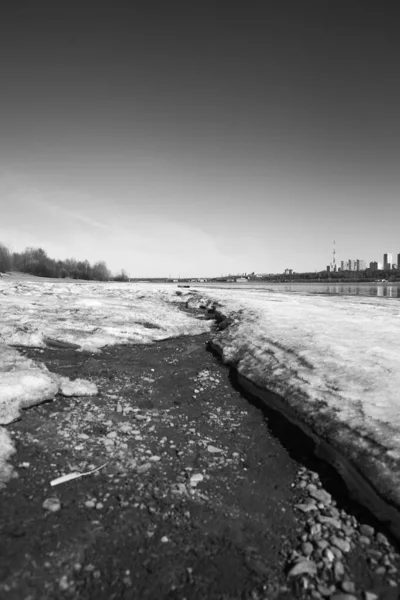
(332, 240, 336, 271)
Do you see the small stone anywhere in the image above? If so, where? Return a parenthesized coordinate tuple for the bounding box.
(135, 414, 147, 421)
(85, 500, 96, 509)
(330, 536, 351, 553)
(93, 570, 101, 579)
(324, 548, 335, 562)
(309, 489, 332, 505)
(341, 581, 356, 593)
(136, 463, 151, 474)
(207, 445, 223, 453)
(374, 566, 386, 575)
(307, 483, 318, 493)
(376, 532, 390, 546)
(309, 523, 322, 536)
(42, 497, 61, 512)
(95, 503, 103, 510)
(149, 455, 161, 462)
(84, 564, 95, 572)
(318, 515, 341, 529)
(358, 535, 371, 545)
(341, 525, 354, 537)
(287, 560, 317, 577)
(295, 503, 317, 513)
(317, 540, 329, 550)
(359, 524, 375, 537)
(161, 536, 169, 543)
(190, 473, 204, 487)
(107, 431, 117, 439)
(331, 547, 343, 560)
(59, 575, 70, 591)
(363, 592, 378, 600)
(301, 542, 314, 556)
(333, 561, 345, 580)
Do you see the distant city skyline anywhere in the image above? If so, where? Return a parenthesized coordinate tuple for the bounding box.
(1, 3, 400, 277)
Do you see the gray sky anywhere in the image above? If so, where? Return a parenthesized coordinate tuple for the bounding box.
(1, 1, 400, 276)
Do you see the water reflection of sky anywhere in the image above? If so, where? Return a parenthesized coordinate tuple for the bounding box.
(195, 282, 400, 299)
(280, 284, 400, 298)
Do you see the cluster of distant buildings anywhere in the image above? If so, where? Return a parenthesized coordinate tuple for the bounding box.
(327, 253, 400, 272)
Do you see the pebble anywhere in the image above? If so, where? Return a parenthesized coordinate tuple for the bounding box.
(309, 489, 332, 505)
(149, 455, 161, 462)
(287, 560, 317, 577)
(359, 524, 375, 537)
(318, 515, 341, 529)
(136, 463, 151, 474)
(376, 532, 390, 546)
(161, 536, 169, 543)
(190, 473, 204, 487)
(295, 503, 317, 513)
(333, 561, 345, 580)
(358, 535, 371, 545)
(42, 497, 61, 512)
(341, 581, 356, 593)
(85, 500, 96, 509)
(59, 575, 70, 591)
(363, 592, 378, 600)
(135, 414, 147, 421)
(301, 542, 314, 556)
(330, 536, 351, 553)
(207, 445, 223, 453)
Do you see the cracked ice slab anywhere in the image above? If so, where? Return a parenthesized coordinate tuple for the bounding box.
(188, 286, 400, 533)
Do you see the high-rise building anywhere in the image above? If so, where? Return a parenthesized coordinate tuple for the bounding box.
(341, 260, 349, 270)
(356, 259, 366, 271)
(348, 259, 357, 271)
(397, 253, 400, 268)
(384, 253, 392, 270)
(369, 262, 378, 271)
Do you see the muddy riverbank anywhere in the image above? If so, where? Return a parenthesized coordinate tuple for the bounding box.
(1, 315, 399, 599)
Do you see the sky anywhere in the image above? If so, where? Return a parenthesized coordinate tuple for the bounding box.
(1, 1, 400, 277)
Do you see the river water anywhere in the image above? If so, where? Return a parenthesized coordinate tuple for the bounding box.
(194, 281, 400, 299)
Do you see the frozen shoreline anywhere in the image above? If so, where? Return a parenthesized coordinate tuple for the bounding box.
(2, 278, 400, 540)
(187, 287, 400, 540)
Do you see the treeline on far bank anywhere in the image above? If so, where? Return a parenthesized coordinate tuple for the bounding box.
(0, 242, 129, 282)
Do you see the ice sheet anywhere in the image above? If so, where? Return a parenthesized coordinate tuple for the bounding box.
(187, 286, 400, 513)
(0, 281, 210, 352)
(0, 281, 210, 485)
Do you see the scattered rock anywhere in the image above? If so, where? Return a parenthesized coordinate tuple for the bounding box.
(330, 536, 351, 553)
(309, 489, 332, 505)
(42, 497, 61, 512)
(287, 560, 317, 577)
(359, 524, 375, 537)
(207, 445, 223, 453)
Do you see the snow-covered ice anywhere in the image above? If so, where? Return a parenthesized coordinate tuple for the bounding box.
(0, 281, 209, 352)
(187, 285, 400, 532)
(0, 280, 210, 485)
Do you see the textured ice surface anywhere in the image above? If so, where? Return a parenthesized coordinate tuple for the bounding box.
(0, 281, 210, 484)
(188, 286, 400, 513)
(0, 281, 209, 352)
